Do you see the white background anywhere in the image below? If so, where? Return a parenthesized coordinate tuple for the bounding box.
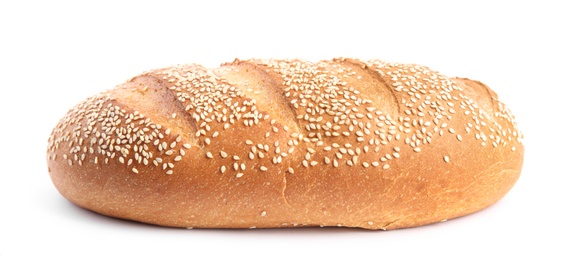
(1, 0, 565, 259)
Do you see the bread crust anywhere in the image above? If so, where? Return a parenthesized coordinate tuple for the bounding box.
(47, 58, 523, 230)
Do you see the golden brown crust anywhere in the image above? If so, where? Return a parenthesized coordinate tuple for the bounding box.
(46, 58, 524, 230)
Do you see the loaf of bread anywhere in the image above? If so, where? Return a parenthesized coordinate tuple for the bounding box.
(46, 58, 524, 230)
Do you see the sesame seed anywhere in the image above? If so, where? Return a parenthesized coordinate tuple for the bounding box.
(260, 166, 268, 172)
(236, 173, 244, 178)
(47, 58, 522, 195)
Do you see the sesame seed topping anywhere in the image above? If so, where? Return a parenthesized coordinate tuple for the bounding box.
(47, 57, 521, 188)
